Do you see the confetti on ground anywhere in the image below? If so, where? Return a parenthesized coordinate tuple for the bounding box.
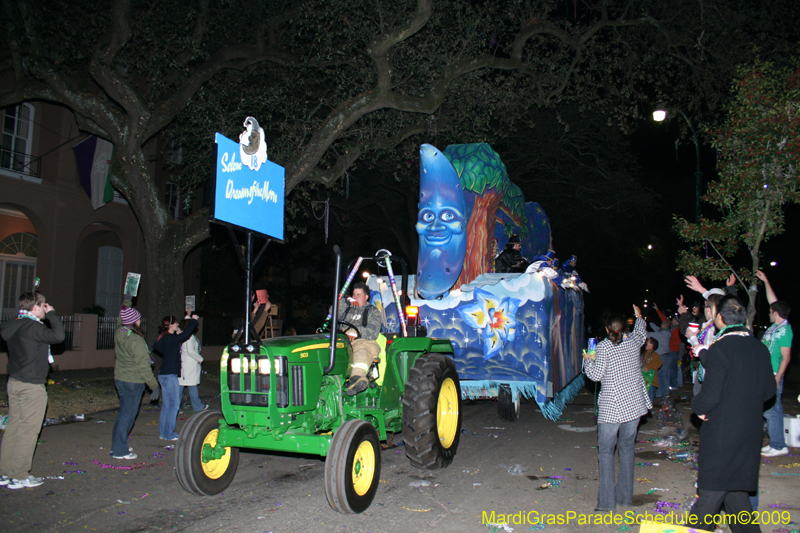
(402, 506, 432, 512)
(653, 501, 680, 515)
(637, 478, 653, 483)
(93, 460, 164, 471)
(778, 463, 800, 469)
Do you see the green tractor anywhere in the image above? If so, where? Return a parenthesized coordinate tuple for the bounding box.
(175, 247, 462, 513)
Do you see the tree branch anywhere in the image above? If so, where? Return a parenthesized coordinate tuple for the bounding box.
(367, 0, 433, 92)
(95, 0, 133, 65)
(144, 44, 297, 141)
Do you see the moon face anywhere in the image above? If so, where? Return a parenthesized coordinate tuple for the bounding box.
(416, 144, 467, 299)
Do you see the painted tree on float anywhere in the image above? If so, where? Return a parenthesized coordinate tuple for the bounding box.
(444, 144, 526, 286)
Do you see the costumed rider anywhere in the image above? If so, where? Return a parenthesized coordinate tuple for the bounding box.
(525, 249, 564, 283)
(337, 281, 382, 396)
(561, 255, 590, 292)
(494, 234, 529, 273)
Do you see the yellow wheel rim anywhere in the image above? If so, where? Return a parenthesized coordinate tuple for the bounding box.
(352, 440, 376, 496)
(201, 429, 232, 480)
(437, 377, 459, 448)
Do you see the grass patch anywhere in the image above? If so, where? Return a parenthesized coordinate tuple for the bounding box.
(0, 378, 120, 420)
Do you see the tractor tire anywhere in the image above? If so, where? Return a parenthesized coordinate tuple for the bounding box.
(324, 419, 381, 514)
(175, 410, 239, 496)
(498, 384, 520, 421)
(402, 353, 462, 469)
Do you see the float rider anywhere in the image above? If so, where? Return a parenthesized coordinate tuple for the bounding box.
(494, 234, 529, 273)
(337, 281, 382, 396)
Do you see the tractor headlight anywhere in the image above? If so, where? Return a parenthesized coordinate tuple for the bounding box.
(257, 358, 283, 374)
(231, 356, 249, 374)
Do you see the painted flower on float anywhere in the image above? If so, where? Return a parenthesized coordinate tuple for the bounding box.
(457, 288, 521, 360)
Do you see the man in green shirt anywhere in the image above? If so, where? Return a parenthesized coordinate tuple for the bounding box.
(756, 270, 793, 457)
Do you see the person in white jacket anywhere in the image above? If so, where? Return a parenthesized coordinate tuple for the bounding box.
(178, 319, 207, 412)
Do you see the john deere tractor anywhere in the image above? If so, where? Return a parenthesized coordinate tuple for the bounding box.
(175, 247, 462, 513)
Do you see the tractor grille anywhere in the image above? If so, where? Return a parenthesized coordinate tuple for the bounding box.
(291, 365, 304, 407)
(227, 355, 288, 407)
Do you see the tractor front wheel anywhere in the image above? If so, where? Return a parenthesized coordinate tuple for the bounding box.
(324, 419, 381, 514)
(175, 410, 239, 496)
(402, 353, 462, 469)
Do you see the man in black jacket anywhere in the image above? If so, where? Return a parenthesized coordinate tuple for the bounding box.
(688, 295, 775, 532)
(494, 234, 529, 273)
(0, 291, 64, 489)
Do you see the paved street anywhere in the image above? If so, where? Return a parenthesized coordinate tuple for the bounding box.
(1, 383, 798, 533)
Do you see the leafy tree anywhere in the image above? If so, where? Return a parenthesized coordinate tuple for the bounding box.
(3, 0, 795, 330)
(675, 60, 800, 325)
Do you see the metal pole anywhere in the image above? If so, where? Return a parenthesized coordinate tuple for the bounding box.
(677, 109, 702, 222)
(244, 231, 252, 344)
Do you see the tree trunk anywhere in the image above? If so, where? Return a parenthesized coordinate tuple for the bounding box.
(116, 149, 210, 345)
(747, 248, 760, 330)
(455, 190, 501, 287)
(144, 246, 185, 345)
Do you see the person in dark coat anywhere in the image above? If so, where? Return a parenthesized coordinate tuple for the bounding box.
(494, 234, 528, 273)
(152, 311, 198, 440)
(688, 295, 775, 533)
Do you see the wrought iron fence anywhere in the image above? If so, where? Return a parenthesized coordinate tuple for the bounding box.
(59, 315, 81, 350)
(0, 313, 79, 351)
(97, 317, 147, 349)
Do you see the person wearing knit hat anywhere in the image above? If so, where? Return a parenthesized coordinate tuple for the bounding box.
(120, 305, 141, 326)
(111, 299, 158, 460)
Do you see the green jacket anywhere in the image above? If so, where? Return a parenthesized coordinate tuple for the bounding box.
(114, 316, 158, 390)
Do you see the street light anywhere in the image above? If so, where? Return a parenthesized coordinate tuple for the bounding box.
(653, 108, 703, 222)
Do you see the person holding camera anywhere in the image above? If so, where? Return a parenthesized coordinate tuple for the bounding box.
(583, 305, 651, 512)
(153, 310, 198, 440)
(0, 292, 64, 489)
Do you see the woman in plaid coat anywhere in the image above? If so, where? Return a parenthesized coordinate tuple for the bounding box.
(583, 305, 651, 511)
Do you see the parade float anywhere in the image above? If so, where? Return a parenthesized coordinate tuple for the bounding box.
(366, 143, 586, 421)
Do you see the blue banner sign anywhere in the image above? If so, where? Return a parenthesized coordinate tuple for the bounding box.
(212, 131, 285, 240)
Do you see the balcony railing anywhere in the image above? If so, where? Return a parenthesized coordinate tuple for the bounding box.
(0, 146, 40, 178)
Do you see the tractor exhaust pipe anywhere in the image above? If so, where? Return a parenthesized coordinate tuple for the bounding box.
(325, 245, 342, 374)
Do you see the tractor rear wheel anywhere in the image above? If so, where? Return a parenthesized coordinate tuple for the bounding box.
(324, 419, 381, 514)
(402, 353, 462, 469)
(498, 384, 520, 421)
(175, 410, 239, 496)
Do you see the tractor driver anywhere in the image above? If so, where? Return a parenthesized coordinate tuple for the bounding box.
(337, 281, 382, 396)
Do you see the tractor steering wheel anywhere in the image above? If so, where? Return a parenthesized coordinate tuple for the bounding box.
(336, 320, 361, 340)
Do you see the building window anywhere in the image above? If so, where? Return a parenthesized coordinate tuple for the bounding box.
(2, 103, 35, 174)
(0, 232, 38, 316)
(165, 181, 180, 219)
(95, 245, 123, 317)
(0, 232, 38, 257)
